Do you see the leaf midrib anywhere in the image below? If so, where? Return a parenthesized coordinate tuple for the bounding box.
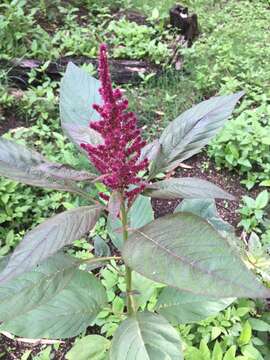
(133, 226, 260, 295)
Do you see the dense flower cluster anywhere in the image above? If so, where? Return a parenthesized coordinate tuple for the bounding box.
(81, 44, 148, 200)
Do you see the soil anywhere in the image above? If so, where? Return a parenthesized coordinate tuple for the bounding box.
(152, 152, 249, 229)
(0, 335, 74, 360)
(0, 108, 26, 136)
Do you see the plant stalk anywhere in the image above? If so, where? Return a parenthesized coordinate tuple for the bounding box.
(120, 198, 135, 316)
(83, 256, 121, 265)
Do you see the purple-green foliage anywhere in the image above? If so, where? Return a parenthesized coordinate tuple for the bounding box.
(0, 46, 268, 359)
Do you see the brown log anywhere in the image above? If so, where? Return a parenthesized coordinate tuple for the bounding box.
(0, 57, 161, 88)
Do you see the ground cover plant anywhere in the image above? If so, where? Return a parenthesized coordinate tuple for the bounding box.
(0, 43, 270, 359)
(1, 0, 270, 359)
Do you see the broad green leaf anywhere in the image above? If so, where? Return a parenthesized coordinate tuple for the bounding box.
(0, 138, 96, 192)
(0, 205, 101, 284)
(212, 341, 223, 360)
(241, 344, 264, 360)
(107, 195, 154, 249)
(132, 272, 162, 309)
(110, 311, 183, 360)
(185, 347, 203, 360)
(255, 190, 268, 209)
(175, 199, 234, 234)
(151, 91, 244, 175)
(122, 212, 270, 298)
(140, 140, 161, 177)
(60, 62, 102, 150)
(0, 254, 107, 338)
(94, 236, 111, 257)
(156, 287, 234, 324)
(211, 327, 222, 340)
(144, 178, 234, 200)
(21, 350, 32, 360)
(248, 318, 270, 332)
(0, 252, 78, 321)
(66, 335, 110, 360)
(248, 233, 263, 257)
(223, 346, 236, 360)
(199, 340, 211, 360)
(238, 321, 252, 346)
(176, 198, 218, 218)
(140, 140, 161, 162)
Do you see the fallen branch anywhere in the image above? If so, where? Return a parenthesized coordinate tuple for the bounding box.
(0, 57, 161, 88)
(1, 331, 64, 345)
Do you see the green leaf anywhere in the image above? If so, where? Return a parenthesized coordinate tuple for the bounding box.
(241, 344, 264, 360)
(151, 91, 244, 174)
(110, 311, 183, 360)
(144, 178, 234, 200)
(0, 252, 78, 321)
(107, 195, 154, 249)
(132, 272, 162, 308)
(122, 212, 270, 298)
(0, 205, 101, 283)
(66, 335, 110, 360)
(175, 199, 234, 234)
(140, 140, 161, 163)
(156, 287, 234, 324)
(211, 327, 222, 340)
(185, 347, 203, 360)
(212, 341, 223, 360)
(260, 180, 270, 187)
(0, 254, 107, 338)
(238, 321, 252, 346)
(255, 190, 268, 209)
(248, 233, 263, 257)
(0, 138, 96, 192)
(94, 236, 111, 257)
(199, 340, 211, 360)
(60, 62, 102, 150)
(248, 318, 270, 332)
(223, 346, 236, 360)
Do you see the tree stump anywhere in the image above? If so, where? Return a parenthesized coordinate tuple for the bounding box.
(169, 4, 199, 46)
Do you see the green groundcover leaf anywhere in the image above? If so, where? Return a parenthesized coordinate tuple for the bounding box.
(66, 335, 110, 360)
(151, 91, 244, 175)
(122, 212, 270, 298)
(0, 138, 96, 192)
(110, 311, 183, 360)
(156, 287, 235, 324)
(107, 195, 154, 249)
(144, 178, 234, 200)
(0, 253, 107, 338)
(60, 62, 102, 150)
(0, 205, 102, 284)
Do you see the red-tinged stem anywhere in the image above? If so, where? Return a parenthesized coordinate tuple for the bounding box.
(120, 196, 135, 316)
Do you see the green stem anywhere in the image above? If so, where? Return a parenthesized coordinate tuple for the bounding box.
(84, 256, 122, 264)
(120, 197, 135, 316)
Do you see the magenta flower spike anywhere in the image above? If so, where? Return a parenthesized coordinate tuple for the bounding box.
(81, 44, 149, 201)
